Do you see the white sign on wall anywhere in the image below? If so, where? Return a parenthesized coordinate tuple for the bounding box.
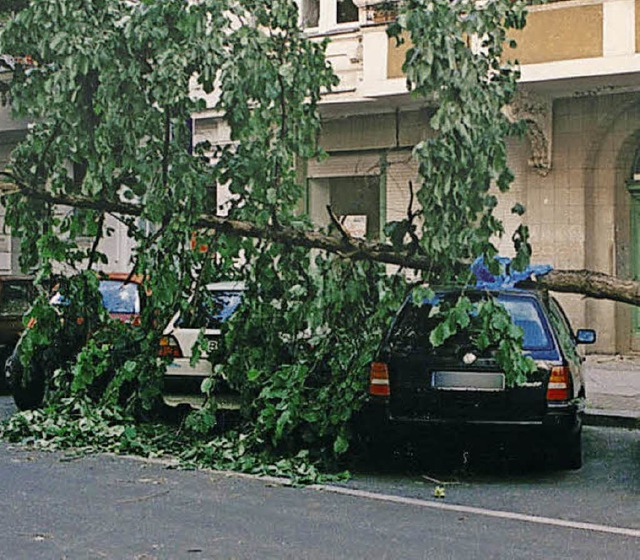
(339, 214, 367, 239)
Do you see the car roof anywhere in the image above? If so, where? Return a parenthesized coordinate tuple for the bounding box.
(407, 286, 551, 312)
(412, 285, 548, 296)
(416, 285, 547, 299)
(205, 281, 245, 292)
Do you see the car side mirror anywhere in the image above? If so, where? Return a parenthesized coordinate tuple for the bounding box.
(576, 329, 596, 345)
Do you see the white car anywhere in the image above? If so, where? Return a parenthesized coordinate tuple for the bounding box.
(161, 282, 244, 408)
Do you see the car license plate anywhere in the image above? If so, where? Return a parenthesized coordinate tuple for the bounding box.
(431, 371, 505, 391)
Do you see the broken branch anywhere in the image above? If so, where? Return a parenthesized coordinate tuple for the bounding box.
(4, 181, 640, 307)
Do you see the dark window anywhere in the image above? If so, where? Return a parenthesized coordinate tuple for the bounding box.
(308, 175, 380, 240)
(332, 176, 380, 239)
(337, 0, 358, 24)
(301, 0, 320, 27)
(0, 280, 33, 316)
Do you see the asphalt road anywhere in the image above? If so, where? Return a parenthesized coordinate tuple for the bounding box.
(1, 396, 639, 559)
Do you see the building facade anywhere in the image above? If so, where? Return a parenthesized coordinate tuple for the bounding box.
(2, 1, 640, 353)
(195, 0, 640, 354)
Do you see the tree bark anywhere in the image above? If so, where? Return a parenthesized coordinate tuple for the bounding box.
(0, 182, 434, 270)
(3, 181, 640, 307)
(533, 270, 640, 307)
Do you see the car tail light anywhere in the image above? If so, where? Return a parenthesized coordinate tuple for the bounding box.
(158, 336, 182, 358)
(546, 366, 572, 402)
(369, 361, 390, 397)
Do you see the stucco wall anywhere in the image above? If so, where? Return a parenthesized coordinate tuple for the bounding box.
(506, 92, 640, 353)
(314, 96, 640, 354)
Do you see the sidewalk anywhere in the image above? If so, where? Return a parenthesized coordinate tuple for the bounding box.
(583, 354, 640, 429)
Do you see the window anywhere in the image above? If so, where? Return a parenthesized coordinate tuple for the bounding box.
(301, 0, 319, 28)
(307, 175, 381, 240)
(0, 279, 33, 316)
(337, 0, 358, 24)
(180, 290, 244, 329)
(300, 1, 359, 29)
(389, 293, 553, 354)
(498, 295, 552, 351)
(548, 298, 579, 362)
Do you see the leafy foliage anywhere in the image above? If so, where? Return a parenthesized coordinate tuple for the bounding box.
(384, 0, 533, 369)
(224, 255, 406, 462)
(0, 396, 341, 483)
(428, 295, 536, 387)
(0, 0, 538, 476)
(387, 0, 529, 281)
(0, 0, 27, 21)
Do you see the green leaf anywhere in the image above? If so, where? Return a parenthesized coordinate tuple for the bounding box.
(333, 433, 349, 455)
(200, 377, 214, 394)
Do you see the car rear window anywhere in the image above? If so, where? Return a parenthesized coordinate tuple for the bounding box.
(180, 290, 243, 329)
(0, 281, 33, 316)
(99, 280, 141, 314)
(496, 294, 552, 351)
(389, 292, 552, 353)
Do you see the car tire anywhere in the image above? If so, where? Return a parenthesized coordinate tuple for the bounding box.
(0, 346, 11, 394)
(5, 353, 46, 411)
(549, 426, 583, 470)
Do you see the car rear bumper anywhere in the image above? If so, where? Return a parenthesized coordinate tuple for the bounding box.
(359, 398, 582, 436)
(162, 361, 241, 411)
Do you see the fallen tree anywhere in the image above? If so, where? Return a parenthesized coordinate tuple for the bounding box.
(0, 0, 630, 473)
(3, 179, 640, 307)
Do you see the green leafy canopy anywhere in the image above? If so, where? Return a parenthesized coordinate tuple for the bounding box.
(0, 0, 535, 474)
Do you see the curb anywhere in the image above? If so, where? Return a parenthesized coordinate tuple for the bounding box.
(584, 408, 640, 430)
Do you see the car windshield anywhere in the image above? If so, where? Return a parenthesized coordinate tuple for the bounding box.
(98, 280, 141, 314)
(180, 290, 243, 329)
(49, 279, 141, 314)
(389, 292, 552, 353)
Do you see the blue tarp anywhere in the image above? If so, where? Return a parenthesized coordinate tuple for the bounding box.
(471, 256, 552, 289)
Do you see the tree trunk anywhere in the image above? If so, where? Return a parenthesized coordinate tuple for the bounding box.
(3, 181, 640, 307)
(533, 270, 640, 307)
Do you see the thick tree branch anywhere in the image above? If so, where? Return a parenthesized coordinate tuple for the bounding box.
(326, 204, 350, 242)
(4, 181, 640, 306)
(0, 181, 433, 269)
(529, 270, 640, 307)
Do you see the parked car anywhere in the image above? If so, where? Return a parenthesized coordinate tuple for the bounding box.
(0, 275, 35, 392)
(362, 287, 596, 469)
(6, 274, 144, 410)
(83, 273, 143, 325)
(161, 282, 244, 408)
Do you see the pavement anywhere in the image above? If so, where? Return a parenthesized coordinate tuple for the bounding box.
(584, 354, 640, 429)
(2, 426, 639, 559)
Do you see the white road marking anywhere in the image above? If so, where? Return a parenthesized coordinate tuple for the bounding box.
(110, 451, 640, 539)
(311, 484, 640, 539)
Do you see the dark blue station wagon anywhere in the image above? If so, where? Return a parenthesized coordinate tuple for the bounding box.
(364, 288, 596, 469)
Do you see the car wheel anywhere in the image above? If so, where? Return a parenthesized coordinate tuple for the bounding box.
(549, 426, 583, 470)
(0, 346, 12, 394)
(6, 353, 46, 411)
